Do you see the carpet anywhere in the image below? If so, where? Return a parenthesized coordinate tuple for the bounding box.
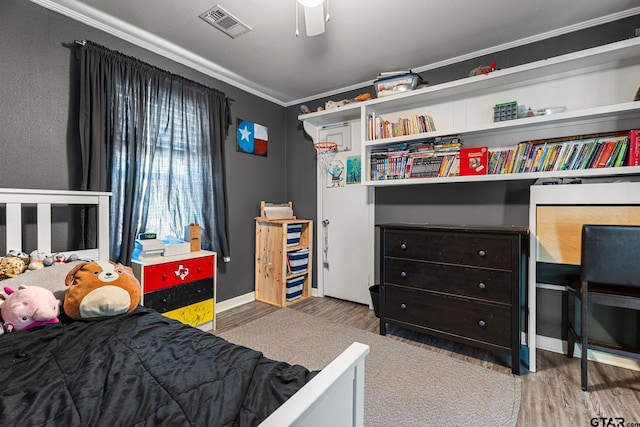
(218, 308, 521, 427)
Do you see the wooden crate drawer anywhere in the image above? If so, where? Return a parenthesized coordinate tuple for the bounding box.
(384, 258, 512, 304)
(144, 279, 213, 313)
(384, 229, 513, 270)
(143, 256, 214, 292)
(384, 285, 512, 349)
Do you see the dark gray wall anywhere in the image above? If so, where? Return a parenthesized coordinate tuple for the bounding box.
(0, 0, 287, 302)
(2, 0, 638, 324)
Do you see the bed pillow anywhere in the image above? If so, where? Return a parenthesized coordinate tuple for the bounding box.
(0, 262, 81, 300)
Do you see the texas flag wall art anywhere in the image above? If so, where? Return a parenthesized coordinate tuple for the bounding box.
(236, 119, 268, 156)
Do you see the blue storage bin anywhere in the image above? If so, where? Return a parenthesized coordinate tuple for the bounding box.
(286, 275, 305, 301)
(287, 248, 309, 274)
(287, 223, 302, 247)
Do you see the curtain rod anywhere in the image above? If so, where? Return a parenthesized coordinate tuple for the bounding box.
(73, 39, 235, 104)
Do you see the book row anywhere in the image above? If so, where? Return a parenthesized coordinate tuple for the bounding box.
(369, 137, 462, 180)
(368, 130, 640, 181)
(367, 113, 436, 140)
(488, 134, 630, 174)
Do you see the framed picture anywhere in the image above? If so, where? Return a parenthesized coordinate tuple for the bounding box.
(346, 156, 361, 184)
(326, 160, 345, 188)
(237, 119, 268, 156)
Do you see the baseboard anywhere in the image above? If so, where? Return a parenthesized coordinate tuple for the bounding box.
(217, 288, 320, 312)
(536, 334, 640, 372)
(216, 292, 256, 313)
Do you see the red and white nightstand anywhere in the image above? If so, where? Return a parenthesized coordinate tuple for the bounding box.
(132, 250, 217, 331)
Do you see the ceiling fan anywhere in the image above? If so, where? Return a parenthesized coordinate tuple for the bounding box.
(296, 0, 330, 37)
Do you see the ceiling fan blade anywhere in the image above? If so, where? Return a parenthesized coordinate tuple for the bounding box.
(303, 3, 325, 36)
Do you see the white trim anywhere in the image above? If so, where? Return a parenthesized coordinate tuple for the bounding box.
(536, 282, 567, 292)
(29, 0, 284, 105)
(536, 335, 640, 372)
(288, 8, 640, 106)
(216, 292, 256, 313)
(28, 0, 640, 106)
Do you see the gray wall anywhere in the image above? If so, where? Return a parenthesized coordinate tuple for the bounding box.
(0, 0, 288, 302)
(2, 0, 639, 332)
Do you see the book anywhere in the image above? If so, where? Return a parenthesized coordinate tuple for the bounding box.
(459, 147, 488, 175)
(596, 140, 617, 168)
(627, 130, 640, 166)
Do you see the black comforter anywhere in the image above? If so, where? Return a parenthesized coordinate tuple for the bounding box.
(0, 307, 315, 426)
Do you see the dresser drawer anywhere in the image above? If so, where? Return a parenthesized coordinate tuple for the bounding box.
(144, 278, 213, 313)
(384, 258, 512, 304)
(384, 285, 512, 349)
(384, 229, 513, 270)
(143, 256, 214, 292)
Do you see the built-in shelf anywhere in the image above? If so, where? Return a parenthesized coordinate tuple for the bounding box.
(300, 37, 640, 187)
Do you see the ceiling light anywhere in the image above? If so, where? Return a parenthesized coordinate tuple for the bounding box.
(297, 0, 324, 7)
(295, 0, 329, 37)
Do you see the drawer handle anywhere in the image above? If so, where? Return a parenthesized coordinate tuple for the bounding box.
(400, 243, 407, 250)
(161, 274, 167, 281)
(162, 298, 168, 303)
(197, 267, 202, 274)
(478, 282, 486, 290)
(400, 271, 407, 278)
(478, 250, 486, 257)
(478, 320, 486, 327)
(400, 303, 407, 310)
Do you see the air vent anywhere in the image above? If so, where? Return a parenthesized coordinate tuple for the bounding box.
(199, 5, 252, 39)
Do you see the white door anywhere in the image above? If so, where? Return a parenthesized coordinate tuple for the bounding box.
(316, 122, 373, 305)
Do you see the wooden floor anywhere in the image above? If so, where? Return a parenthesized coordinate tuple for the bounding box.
(216, 296, 640, 426)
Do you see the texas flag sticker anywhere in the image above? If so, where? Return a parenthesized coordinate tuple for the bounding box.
(237, 119, 268, 156)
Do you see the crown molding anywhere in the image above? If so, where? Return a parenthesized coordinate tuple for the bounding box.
(30, 0, 287, 106)
(30, 1, 640, 108)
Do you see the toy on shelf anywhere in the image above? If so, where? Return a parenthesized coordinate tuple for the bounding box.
(469, 61, 497, 76)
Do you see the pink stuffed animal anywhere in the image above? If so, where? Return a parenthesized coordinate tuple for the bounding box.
(0, 285, 60, 333)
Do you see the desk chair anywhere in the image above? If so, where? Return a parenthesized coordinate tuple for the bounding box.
(566, 224, 640, 391)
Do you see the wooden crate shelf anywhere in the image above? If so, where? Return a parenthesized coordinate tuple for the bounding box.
(255, 218, 313, 307)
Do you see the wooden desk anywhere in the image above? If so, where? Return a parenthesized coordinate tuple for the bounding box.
(528, 181, 640, 372)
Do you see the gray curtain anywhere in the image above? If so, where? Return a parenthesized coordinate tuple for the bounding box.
(78, 41, 231, 264)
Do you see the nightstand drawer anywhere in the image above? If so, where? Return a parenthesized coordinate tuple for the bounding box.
(384, 258, 512, 304)
(384, 229, 513, 270)
(384, 285, 512, 349)
(144, 279, 213, 313)
(143, 256, 214, 292)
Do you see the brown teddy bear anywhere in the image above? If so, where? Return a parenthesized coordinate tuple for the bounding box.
(64, 260, 141, 320)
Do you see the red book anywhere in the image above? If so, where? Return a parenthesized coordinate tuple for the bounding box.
(596, 141, 616, 168)
(459, 147, 488, 175)
(627, 130, 640, 166)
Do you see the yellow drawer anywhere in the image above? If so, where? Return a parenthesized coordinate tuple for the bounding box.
(163, 298, 214, 327)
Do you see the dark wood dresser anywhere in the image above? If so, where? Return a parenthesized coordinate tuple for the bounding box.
(378, 224, 528, 374)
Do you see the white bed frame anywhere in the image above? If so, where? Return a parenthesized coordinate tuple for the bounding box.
(0, 188, 370, 427)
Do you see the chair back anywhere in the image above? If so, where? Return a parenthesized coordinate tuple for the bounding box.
(581, 224, 640, 288)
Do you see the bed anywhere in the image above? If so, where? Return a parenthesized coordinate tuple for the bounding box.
(0, 188, 369, 426)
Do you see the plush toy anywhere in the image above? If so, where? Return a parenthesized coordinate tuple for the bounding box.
(0, 256, 28, 281)
(0, 285, 61, 333)
(469, 61, 498, 76)
(28, 250, 49, 270)
(64, 260, 141, 320)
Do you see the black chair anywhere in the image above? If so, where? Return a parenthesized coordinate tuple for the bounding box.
(567, 224, 640, 391)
